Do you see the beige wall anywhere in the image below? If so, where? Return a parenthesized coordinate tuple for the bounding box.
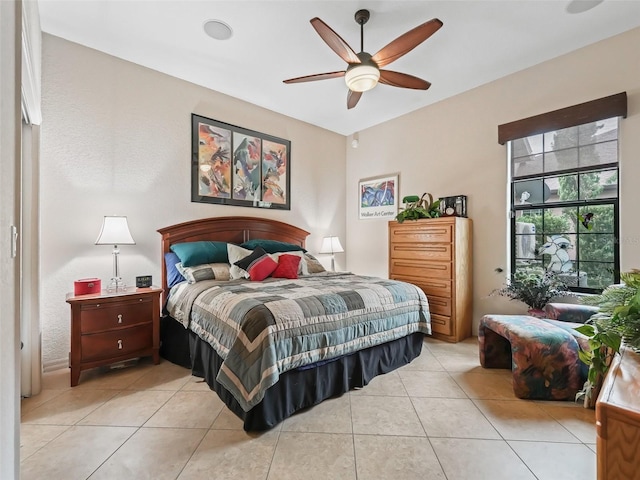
(346, 27, 640, 331)
(40, 34, 347, 367)
(41, 26, 640, 365)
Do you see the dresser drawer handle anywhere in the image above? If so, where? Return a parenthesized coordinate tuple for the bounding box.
(117, 339, 123, 350)
(117, 314, 123, 324)
(139, 298, 143, 302)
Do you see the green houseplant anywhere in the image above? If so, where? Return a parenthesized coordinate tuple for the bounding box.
(491, 269, 574, 314)
(575, 269, 640, 406)
(395, 193, 441, 223)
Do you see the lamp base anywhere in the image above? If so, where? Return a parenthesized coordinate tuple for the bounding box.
(106, 277, 127, 293)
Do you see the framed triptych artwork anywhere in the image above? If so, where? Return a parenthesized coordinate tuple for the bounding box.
(191, 114, 290, 210)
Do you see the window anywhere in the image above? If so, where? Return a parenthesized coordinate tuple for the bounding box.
(499, 93, 627, 293)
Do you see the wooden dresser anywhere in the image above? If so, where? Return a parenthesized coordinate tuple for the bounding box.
(388, 217, 472, 342)
(66, 287, 161, 386)
(596, 346, 640, 480)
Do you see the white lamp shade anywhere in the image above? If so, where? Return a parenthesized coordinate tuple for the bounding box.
(345, 64, 380, 92)
(95, 216, 135, 245)
(319, 236, 344, 254)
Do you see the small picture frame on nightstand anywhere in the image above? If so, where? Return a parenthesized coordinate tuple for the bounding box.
(136, 275, 152, 288)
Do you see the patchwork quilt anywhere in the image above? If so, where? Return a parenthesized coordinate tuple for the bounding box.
(166, 272, 431, 410)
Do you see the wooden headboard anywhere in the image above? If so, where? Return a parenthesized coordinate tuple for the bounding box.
(157, 216, 310, 302)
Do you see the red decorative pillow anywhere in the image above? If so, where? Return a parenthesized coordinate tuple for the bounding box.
(272, 254, 301, 279)
(233, 247, 278, 281)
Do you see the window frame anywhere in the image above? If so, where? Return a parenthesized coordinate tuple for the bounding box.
(509, 168, 620, 294)
(499, 93, 627, 294)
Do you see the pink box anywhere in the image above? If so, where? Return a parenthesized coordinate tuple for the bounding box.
(74, 278, 101, 295)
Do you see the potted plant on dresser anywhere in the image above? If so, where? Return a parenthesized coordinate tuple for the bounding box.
(395, 193, 441, 223)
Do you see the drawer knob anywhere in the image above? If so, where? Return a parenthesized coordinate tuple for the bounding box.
(96, 304, 100, 308)
(117, 314, 123, 324)
(139, 298, 143, 302)
(117, 339, 123, 350)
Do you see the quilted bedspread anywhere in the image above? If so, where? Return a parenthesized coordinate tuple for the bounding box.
(166, 272, 431, 411)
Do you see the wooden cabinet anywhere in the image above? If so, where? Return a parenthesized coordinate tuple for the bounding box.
(596, 347, 640, 480)
(66, 288, 161, 386)
(389, 217, 472, 342)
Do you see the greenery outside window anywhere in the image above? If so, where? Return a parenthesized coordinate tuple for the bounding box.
(508, 117, 620, 293)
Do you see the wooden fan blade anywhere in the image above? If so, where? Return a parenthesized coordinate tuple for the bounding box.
(379, 70, 431, 90)
(310, 17, 360, 64)
(371, 18, 443, 68)
(347, 90, 363, 109)
(283, 71, 345, 84)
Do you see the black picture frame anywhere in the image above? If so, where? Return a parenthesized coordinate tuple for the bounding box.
(191, 113, 291, 210)
(439, 195, 467, 217)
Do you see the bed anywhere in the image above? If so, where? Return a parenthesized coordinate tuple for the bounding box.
(158, 216, 431, 431)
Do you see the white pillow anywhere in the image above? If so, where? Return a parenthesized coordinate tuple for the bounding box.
(270, 251, 309, 276)
(227, 244, 252, 279)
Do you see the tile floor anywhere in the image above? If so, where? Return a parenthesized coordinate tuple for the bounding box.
(20, 337, 597, 480)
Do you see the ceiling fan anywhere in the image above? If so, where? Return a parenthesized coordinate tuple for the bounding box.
(283, 9, 443, 109)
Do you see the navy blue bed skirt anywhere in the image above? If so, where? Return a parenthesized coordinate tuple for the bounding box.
(160, 315, 425, 431)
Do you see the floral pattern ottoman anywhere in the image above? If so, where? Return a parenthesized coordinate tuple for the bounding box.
(544, 302, 599, 324)
(478, 314, 588, 401)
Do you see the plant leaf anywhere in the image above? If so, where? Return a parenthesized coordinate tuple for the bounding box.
(600, 332, 622, 352)
(578, 349, 592, 365)
(575, 324, 595, 336)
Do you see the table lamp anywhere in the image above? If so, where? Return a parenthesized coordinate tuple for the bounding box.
(95, 216, 135, 291)
(319, 236, 344, 271)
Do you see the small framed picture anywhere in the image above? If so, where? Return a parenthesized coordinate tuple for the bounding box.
(359, 174, 399, 220)
(439, 195, 467, 217)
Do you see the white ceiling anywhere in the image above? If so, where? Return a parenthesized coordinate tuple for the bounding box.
(38, 0, 640, 136)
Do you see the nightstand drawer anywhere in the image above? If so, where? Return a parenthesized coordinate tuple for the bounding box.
(430, 313, 452, 336)
(81, 324, 153, 362)
(80, 298, 153, 333)
(390, 243, 451, 262)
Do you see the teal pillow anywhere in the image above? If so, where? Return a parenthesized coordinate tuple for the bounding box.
(170, 241, 228, 267)
(240, 239, 306, 254)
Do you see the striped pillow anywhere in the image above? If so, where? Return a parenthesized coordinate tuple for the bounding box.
(233, 247, 278, 281)
(304, 253, 326, 274)
(176, 263, 231, 284)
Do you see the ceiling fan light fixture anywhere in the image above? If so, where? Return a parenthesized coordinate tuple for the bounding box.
(345, 64, 380, 92)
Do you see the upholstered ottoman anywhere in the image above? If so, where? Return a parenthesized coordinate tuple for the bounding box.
(478, 314, 588, 400)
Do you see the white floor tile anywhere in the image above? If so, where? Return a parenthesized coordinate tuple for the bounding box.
(20, 339, 600, 480)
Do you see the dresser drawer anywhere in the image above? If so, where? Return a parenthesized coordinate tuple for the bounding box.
(389, 258, 452, 279)
(430, 313, 452, 336)
(390, 223, 452, 243)
(391, 275, 451, 298)
(81, 324, 153, 362)
(80, 297, 153, 333)
(390, 243, 452, 262)
(426, 295, 452, 316)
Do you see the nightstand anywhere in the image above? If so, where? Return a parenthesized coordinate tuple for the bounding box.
(66, 287, 162, 386)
